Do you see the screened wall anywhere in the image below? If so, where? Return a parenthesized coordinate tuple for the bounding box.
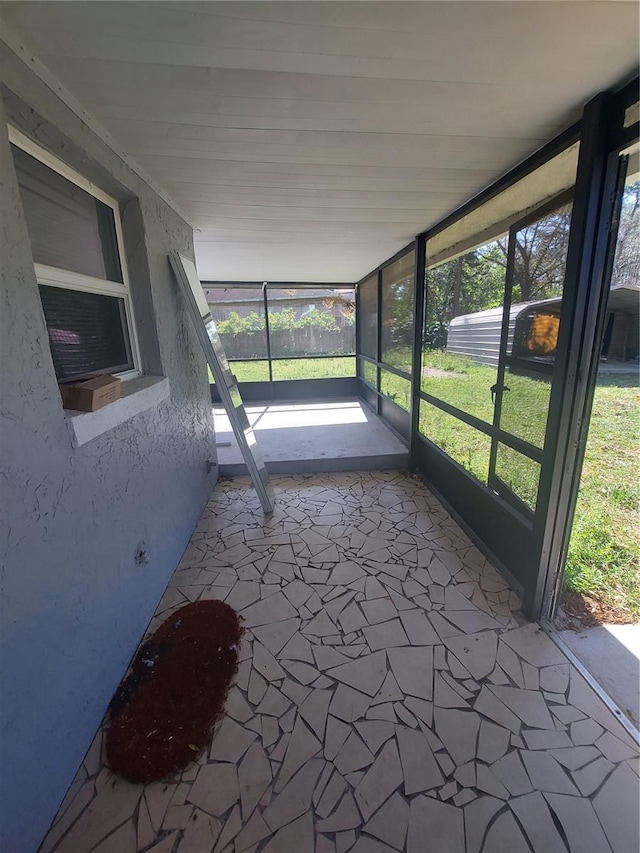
(204, 283, 356, 397)
(205, 78, 636, 621)
(354, 79, 638, 619)
(357, 248, 415, 440)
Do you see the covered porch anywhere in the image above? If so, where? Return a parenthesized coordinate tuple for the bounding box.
(40, 471, 639, 853)
(1, 3, 638, 852)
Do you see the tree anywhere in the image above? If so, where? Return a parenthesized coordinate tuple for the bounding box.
(611, 179, 640, 290)
(426, 240, 506, 327)
(507, 203, 572, 302)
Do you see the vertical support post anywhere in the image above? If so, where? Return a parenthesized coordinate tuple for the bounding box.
(376, 269, 382, 416)
(530, 92, 621, 618)
(263, 282, 274, 390)
(410, 234, 426, 466)
(355, 281, 360, 379)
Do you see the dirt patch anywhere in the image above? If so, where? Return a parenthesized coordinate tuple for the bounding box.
(422, 366, 460, 378)
(106, 600, 243, 783)
(557, 590, 635, 630)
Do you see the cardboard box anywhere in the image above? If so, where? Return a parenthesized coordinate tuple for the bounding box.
(59, 374, 121, 412)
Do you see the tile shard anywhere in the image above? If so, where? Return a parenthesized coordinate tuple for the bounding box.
(508, 791, 567, 853)
(433, 706, 480, 765)
(520, 750, 579, 795)
(407, 796, 464, 853)
(241, 593, 298, 628)
(329, 684, 372, 723)
(477, 720, 511, 764)
(187, 763, 239, 817)
(362, 791, 409, 851)
(488, 685, 556, 730)
(482, 810, 530, 852)
(238, 742, 272, 821)
(298, 688, 332, 741)
(262, 812, 313, 853)
(334, 731, 375, 776)
(326, 650, 388, 697)
(387, 647, 434, 701)
(274, 716, 321, 792)
(316, 791, 362, 833)
(354, 739, 404, 822)
(490, 750, 534, 797)
(396, 726, 445, 795)
(545, 793, 613, 853)
(209, 718, 257, 763)
(443, 631, 498, 680)
(464, 796, 504, 853)
(474, 685, 521, 734)
(262, 759, 324, 832)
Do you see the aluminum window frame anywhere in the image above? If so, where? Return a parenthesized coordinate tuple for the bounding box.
(9, 125, 142, 382)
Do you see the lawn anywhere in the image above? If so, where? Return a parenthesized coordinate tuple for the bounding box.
(209, 357, 356, 383)
(565, 373, 640, 620)
(417, 352, 639, 618)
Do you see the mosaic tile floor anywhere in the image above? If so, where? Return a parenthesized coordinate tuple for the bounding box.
(41, 471, 640, 853)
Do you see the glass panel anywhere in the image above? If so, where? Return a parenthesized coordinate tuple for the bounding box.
(422, 238, 507, 424)
(267, 287, 355, 358)
(418, 400, 491, 484)
(39, 285, 132, 381)
(272, 357, 355, 380)
(500, 201, 572, 447)
(358, 275, 378, 359)
(205, 286, 269, 360)
(381, 250, 415, 374)
(380, 369, 411, 412)
(362, 360, 377, 388)
(12, 145, 123, 283)
(494, 444, 541, 512)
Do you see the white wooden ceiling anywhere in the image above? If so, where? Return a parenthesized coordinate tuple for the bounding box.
(1, 2, 638, 282)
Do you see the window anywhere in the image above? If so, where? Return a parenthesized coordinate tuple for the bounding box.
(9, 127, 139, 383)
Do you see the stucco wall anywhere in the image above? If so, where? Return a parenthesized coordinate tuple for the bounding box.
(0, 48, 217, 852)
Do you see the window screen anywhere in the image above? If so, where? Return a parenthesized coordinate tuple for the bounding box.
(12, 144, 123, 283)
(358, 275, 378, 359)
(381, 250, 415, 374)
(39, 286, 133, 381)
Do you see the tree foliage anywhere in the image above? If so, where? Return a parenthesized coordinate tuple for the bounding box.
(426, 240, 506, 327)
(425, 201, 574, 348)
(216, 306, 353, 336)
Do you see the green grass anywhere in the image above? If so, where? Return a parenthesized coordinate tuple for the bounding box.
(419, 400, 492, 482)
(380, 369, 412, 411)
(209, 357, 356, 383)
(564, 374, 640, 619)
(421, 350, 551, 446)
(418, 352, 639, 618)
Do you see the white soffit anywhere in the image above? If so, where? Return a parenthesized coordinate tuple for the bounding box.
(1, 1, 638, 282)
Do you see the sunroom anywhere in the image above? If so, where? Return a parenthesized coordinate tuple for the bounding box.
(1, 3, 638, 852)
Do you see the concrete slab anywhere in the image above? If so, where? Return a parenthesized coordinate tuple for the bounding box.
(213, 399, 408, 475)
(557, 624, 640, 727)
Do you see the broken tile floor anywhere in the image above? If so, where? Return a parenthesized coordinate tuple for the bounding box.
(41, 471, 640, 853)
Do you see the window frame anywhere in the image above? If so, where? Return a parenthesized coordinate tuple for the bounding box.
(9, 125, 142, 382)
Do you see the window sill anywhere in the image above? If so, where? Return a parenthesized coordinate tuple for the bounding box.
(64, 376, 170, 447)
